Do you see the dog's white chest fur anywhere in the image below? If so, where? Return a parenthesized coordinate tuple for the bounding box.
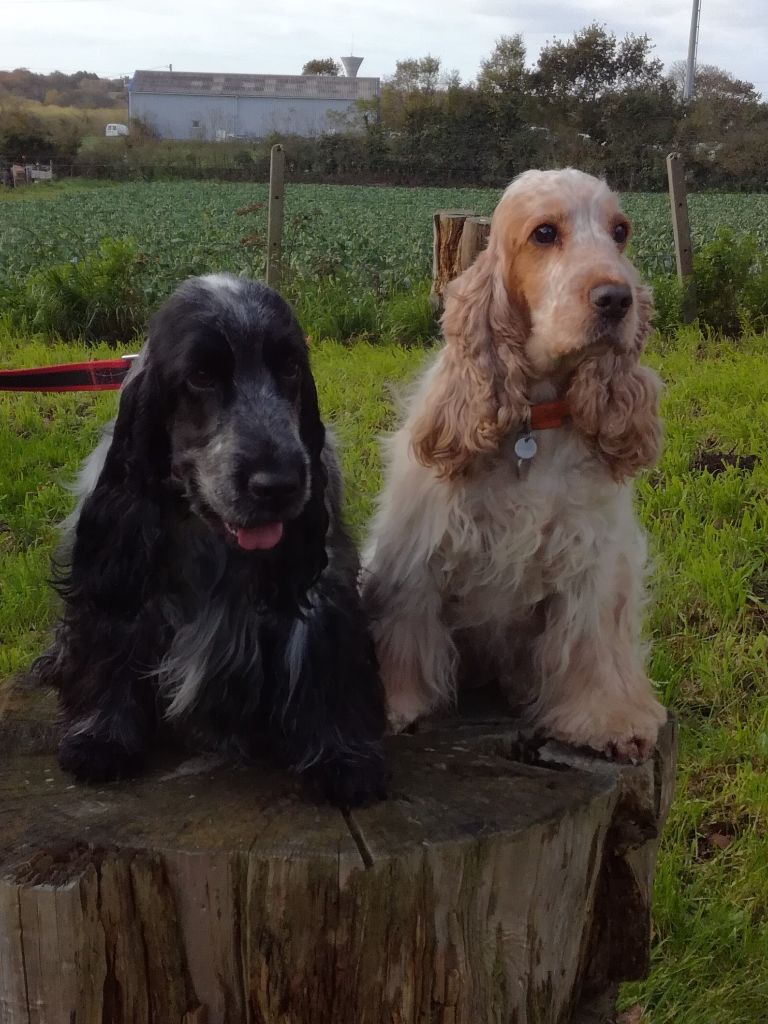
(436, 429, 628, 630)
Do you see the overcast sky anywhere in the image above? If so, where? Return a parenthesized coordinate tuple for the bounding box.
(3, 0, 766, 96)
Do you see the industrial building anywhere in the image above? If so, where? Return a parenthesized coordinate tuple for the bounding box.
(127, 61, 379, 141)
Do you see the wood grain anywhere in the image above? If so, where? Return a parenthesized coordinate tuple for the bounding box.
(0, 683, 675, 1024)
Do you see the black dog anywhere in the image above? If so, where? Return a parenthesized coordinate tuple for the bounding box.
(34, 274, 387, 807)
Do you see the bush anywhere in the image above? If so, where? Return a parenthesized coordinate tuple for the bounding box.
(648, 229, 768, 339)
(692, 228, 764, 337)
(741, 258, 768, 334)
(650, 274, 684, 335)
(19, 237, 148, 344)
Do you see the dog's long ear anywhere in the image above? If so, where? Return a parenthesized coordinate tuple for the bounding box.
(410, 242, 530, 479)
(279, 351, 329, 598)
(65, 368, 170, 615)
(98, 364, 170, 492)
(567, 285, 662, 480)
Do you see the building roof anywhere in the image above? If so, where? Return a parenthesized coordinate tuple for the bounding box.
(129, 70, 380, 101)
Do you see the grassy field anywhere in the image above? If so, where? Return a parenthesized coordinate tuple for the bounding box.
(1, 317, 767, 1022)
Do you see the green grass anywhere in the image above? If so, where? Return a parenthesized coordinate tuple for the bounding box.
(0, 179, 118, 204)
(1, 321, 767, 1022)
(617, 329, 768, 1022)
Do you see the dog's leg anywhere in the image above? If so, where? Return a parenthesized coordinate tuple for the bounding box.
(42, 621, 158, 783)
(362, 567, 457, 732)
(361, 426, 460, 731)
(275, 583, 388, 808)
(531, 546, 666, 763)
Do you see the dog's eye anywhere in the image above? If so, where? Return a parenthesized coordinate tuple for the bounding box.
(613, 222, 629, 244)
(187, 369, 217, 391)
(532, 224, 558, 245)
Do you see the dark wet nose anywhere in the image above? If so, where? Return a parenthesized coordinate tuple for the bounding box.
(247, 468, 304, 503)
(590, 283, 633, 321)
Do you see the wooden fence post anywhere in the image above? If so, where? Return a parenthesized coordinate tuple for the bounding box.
(266, 144, 285, 291)
(666, 152, 697, 323)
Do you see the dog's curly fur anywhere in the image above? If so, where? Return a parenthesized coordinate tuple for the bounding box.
(363, 169, 666, 762)
(34, 274, 387, 807)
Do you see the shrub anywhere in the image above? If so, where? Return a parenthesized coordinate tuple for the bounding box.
(20, 237, 148, 344)
(692, 228, 762, 337)
(741, 259, 768, 334)
(650, 274, 684, 335)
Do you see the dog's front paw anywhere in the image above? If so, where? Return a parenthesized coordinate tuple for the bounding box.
(543, 699, 667, 765)
(386, 689, 433, 734)
(59, 731, 145, 783)
(302, 745, 388, 809)
(603, 732, 658, 764)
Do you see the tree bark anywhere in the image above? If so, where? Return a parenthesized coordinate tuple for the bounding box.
(459, 215, 492, 274)
(430, 211, 493, 313)
(0, 683, 675, 1024)
(429, 209, 476, 312)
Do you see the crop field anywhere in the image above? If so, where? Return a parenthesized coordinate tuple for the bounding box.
(3, 180, 768, 303)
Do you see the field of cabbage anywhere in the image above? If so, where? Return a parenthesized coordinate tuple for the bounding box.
(3, 180, 768, 301)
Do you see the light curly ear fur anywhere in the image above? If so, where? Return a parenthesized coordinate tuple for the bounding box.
(567, 285, 661, 480)
(410, 243, 530, 479)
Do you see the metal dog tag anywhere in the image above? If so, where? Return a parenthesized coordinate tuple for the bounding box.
(514, 434, 538, 460)
(514, 432, 537, 478)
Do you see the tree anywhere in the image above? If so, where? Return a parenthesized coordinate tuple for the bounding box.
(475, 35, 531, 137)
(668, 63, 766, 187)
(301, 58, 341, 76)
(667, 61, 760, 104)
(477, 35, 527, 95)
(380, 56, 443, 132)
(388, 56, 442, 95)
(534, 23, 664, 104)
(0, 103, 52, 159)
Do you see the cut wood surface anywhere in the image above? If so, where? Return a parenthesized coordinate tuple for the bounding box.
(0, 681, 676, 1024)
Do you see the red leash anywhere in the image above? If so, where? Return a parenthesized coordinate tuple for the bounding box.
(0, 356, 137, 393)
(0, 357, 571, 430)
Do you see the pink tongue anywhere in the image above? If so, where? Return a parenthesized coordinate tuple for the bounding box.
(235, 522, 284, 551)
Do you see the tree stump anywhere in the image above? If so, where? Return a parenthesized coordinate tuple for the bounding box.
(429, 209, 475, 312)
(430, 211, 493, 313)
(0, 681, 676, 1024)
(459, 215, 492, 274)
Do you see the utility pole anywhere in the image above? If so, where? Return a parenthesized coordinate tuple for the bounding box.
(683, 0, 701, 101)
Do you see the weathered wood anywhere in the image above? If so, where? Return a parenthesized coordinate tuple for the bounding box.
(430, 209, 475, 312)
(666, 152, 697, 323)
(0, 683, 675, 1024)
(459, 215, 492, 273)
(266, 143, 285, 290)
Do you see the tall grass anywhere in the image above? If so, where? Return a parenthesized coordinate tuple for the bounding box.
(1, 294, 767, 1024)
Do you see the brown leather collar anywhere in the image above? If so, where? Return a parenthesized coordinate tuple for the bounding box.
(529, 399, 569, 430)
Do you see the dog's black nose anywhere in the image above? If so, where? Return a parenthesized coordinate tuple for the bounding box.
(590, 283, 633, 321)
(247, 469, 303, 503)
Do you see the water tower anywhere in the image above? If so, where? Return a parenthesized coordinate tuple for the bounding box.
(340, 56, 364, 78)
